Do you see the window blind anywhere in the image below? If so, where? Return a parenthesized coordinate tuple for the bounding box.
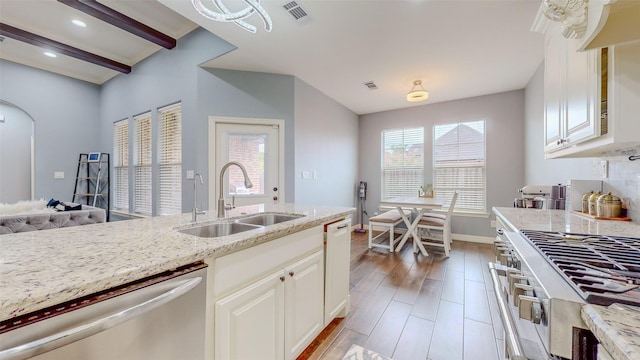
(158, 103, 182, 215)
(433, 120, 486, 211)
(113, 119, 129, 211)
(134, 112, 152, 215)
(381, 127, 424, 199)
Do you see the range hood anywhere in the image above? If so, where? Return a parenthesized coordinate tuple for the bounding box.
(533, 0, 640, 51)
(579, 0, 640, 50)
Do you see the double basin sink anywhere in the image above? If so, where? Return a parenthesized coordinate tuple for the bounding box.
(177, 213, 305, 238)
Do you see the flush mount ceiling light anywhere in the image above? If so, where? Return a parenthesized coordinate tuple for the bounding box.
(71, 19, 86, 28)
(191, 0, 272, 33)
(406, 80, 429, 102)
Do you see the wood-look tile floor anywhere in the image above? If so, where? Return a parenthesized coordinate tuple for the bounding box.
(298, 231, 504, 360)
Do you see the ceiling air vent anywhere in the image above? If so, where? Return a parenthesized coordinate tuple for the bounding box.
(283, 1, 308, 20)
(363, 81, 378, 90)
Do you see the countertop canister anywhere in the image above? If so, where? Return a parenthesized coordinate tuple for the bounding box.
(588, 191, 602, 215)
(582, 191, 594, 213)
(596, 192, 622, 218)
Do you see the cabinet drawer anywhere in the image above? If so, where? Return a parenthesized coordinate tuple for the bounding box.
(209, 226, 323, 298)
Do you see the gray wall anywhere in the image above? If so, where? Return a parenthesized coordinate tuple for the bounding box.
(0, 102, 33, 202)
(1, 27, 359, 214)
(99, 28, 236, 214)
(359, 90, 526, 238)
(0, 60, 100, 201)
(198, 68, 296, 205)
(524, 62, 640, 221)
(293, 78, 359, 207)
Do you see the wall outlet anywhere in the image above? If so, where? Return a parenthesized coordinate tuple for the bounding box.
(600, 160, 608, 179)
(186, 170, 194, 180)
(301, 171, 310, 179)
(54, 171, 64, 179)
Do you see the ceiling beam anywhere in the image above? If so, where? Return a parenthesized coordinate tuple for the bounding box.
(58, 0, 176, 49)
(0, 23, 131, 73)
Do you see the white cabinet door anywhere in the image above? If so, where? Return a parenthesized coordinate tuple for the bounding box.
(544, 30, 565, 152)
(324, 219, 351, 325)
(215, 271, 285, 360)
(564, 38, 600, 145)
(284, 250, 325, 360)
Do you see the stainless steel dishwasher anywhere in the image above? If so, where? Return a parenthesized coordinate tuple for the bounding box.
(0, 262, 207, 360)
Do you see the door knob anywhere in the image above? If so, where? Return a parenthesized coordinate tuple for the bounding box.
(273, 196, 278, 201)
(273, 187, 278, 192)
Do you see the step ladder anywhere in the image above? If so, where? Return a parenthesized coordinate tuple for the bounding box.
(72, 153, 110, 221)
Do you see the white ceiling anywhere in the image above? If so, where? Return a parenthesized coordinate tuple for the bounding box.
(1, 0, 545, 115)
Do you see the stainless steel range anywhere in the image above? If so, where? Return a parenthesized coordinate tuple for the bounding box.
(489, 225, 640, 360)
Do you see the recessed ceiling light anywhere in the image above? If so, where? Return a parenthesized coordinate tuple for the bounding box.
(72, 19, 87, 28)
(44, 51, 57, 58)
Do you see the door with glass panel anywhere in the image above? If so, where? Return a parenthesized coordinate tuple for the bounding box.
(212, 119, 282, 211)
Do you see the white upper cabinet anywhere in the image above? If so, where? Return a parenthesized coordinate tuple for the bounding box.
(534, 4, 640, 158)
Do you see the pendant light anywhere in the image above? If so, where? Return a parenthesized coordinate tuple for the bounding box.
(406, 80, 429, 102)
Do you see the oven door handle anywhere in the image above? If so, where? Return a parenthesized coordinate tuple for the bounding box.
(488, 262, 528, 360)
(0, 276, 202, 360)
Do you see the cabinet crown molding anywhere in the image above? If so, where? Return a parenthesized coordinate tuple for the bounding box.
(542, 0, 588, 38)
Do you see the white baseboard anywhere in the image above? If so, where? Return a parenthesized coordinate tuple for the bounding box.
(357, 225, 495, 244)
(452, 233, 494, 244)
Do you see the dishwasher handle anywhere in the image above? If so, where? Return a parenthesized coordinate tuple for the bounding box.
(0, 276, 202, 360)
(488, 262, 528, 360)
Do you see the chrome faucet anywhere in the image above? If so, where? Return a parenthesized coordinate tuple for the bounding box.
(218, 161, 253, 218)
(192, 173, 205, 222)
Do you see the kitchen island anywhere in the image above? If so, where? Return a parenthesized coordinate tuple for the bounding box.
(493, 207, 640, 360)
(0, 203, 354, 322)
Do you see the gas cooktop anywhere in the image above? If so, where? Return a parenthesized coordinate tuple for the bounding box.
(520, 229, 640, 306)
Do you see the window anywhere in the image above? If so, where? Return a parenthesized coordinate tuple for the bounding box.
(381, 127, 424, 199)
(433, 120, 486, 212)
(113, 120, 129, 211)
(133, 112, 152, 215)
(158, 103, 182, 215)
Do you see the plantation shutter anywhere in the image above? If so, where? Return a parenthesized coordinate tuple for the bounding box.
(134, 112, 152, 215)
(433, 120, 486, 211)
(158, 103, 182, 215)
(113, 119, 129, 211)
(381, 127, 424, 199)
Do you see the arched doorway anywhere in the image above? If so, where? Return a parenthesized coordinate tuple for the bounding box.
(0, 101, 34, 203)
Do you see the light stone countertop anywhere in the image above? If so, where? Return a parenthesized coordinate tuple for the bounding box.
(493, 207, 640, 237)
(0, 203, 354, 322)
(581, 304, 640, 360)
(493, 207, 640, 360)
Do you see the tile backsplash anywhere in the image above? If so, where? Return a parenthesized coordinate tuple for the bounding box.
(602, 146, 640, 221)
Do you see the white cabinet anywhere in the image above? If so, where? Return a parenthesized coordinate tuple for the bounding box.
(544, 27, 601, 154)
(284, 250, 325, 359)
(324, 219, 351, 325)
(214, 270, 285, 360)
(205, 222, 349, 360)
(538, 21, 640, 158)
(214, 250, 324, 360)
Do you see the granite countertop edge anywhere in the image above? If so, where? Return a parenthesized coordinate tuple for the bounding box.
(581, 304, 640, 360)
(0, 203, 355, 322)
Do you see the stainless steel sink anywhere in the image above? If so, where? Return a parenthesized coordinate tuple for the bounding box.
(177, 222, 262, 238)
(234, 213, 305, 226)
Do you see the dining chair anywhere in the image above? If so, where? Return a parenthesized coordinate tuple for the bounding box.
(414, 190, 459, 257)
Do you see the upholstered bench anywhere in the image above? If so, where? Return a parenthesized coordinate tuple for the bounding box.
(368, 209, 412, 252)
(0, 205, 106, 235)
